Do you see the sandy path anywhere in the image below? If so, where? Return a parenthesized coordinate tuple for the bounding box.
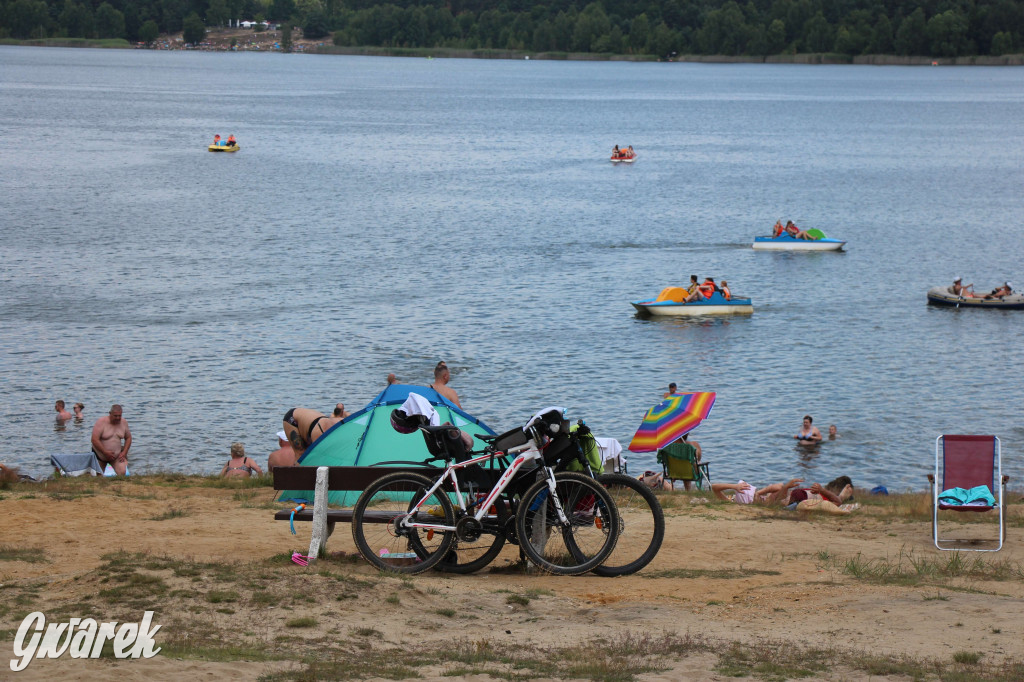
(1, 481, 1021, 680)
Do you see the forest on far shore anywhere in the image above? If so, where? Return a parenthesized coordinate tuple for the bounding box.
(2, 0, 1023, 59)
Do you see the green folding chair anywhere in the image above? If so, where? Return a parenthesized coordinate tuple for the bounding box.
(657, 440, 710, 490)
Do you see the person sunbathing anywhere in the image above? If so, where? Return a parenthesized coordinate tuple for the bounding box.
(713, 478, 853, 508)
(711, 479, 800, 505)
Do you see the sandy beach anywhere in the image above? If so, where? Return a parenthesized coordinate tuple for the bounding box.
(1, 475, 1022, 681)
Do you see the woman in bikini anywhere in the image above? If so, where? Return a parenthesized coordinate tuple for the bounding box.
(220, 442, 263, 478)
(794, 415, 822, 444)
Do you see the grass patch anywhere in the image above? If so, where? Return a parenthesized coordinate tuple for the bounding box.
(953, 651, 981, 664)
(98, 572, 168, 602)
(286, 617, 317, 628)
(352, 627, 381, 637)
(435, 608, 456, 617)
(161, 638, 282, 662)
(148, 507, 192, 521)
(0, 545, 48, 563)
(923, 593, 950, 601)
(206, 590, 240, 603)
(252, 591, 280, 607)
(47, 489, 96, 501)
(834, 548, 1024, 587)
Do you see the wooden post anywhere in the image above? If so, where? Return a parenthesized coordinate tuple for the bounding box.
(307, 466, 329, 563)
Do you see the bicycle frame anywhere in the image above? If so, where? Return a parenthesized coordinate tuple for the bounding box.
(399, 438, 571, 534)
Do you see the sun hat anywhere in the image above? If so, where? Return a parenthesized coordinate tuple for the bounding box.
(277, 430, 288, 441)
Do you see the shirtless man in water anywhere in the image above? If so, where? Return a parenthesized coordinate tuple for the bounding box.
(54, 400, 72, 422)
(91, 404, 131, 475)
(431, 361, 461, 408)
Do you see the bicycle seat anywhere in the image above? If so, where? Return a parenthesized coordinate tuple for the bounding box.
(419, 423, 461, 436)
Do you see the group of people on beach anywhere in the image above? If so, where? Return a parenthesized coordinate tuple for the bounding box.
(49, 400, 132, 476)
(225, 361, 461, 476)
(645, 384, 852, 512)
(42, 367, 849, 512)
(711, 476, 856, 514)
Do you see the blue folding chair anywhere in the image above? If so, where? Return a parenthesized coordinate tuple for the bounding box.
(928, 435, 1008, 551)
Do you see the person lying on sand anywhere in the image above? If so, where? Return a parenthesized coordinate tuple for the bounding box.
(712, 478, 854, 510)
(711, 479, 801, 505)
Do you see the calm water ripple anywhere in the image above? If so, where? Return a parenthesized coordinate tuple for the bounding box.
(2, 46, 1023, 490)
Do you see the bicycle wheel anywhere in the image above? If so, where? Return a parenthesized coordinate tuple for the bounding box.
(351, 472, 455, 574)
(592, 473, 664, 577)
(434, 494, 510, 574)
(516, 471, 618, 576)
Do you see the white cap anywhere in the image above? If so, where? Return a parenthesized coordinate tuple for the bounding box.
(277, 430, 288, 441)
(1007, 282, 1013, 288)
(954, 276, 962, 282)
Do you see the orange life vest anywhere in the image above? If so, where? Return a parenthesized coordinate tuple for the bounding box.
(699, 282, 715, 298)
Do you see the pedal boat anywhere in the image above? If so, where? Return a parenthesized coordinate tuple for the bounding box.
(752, 233, 844, 251)
(208, 144, 240, 152)
(611, 149, 636, 163)
(632, 288, 753, 316)
(927, 286, 1024, 310)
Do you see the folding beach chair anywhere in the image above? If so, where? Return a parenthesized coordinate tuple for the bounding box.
(928, 435, 1008, 552)
(657, 440, 710, 490)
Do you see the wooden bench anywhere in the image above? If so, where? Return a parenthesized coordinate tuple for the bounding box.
(273, 465, 439, 563)
(273, 463, 507, 563)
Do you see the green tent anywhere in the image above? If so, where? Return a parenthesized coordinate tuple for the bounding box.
(277, 384, 496, 505)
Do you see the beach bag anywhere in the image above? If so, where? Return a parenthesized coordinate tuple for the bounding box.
(565, 424, 603, 473)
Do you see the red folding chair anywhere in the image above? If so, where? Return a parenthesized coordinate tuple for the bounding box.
(928, 435, 1008, 551)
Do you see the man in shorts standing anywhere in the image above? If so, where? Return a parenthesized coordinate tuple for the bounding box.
(91, 404, 132, 475)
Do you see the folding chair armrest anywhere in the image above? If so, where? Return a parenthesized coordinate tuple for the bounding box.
(1002, 475, 1010, 484)
(927, 473, 934, 482)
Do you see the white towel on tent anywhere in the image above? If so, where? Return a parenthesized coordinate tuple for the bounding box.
(401, 393, 440, 426)
(596, 437, 625, 472)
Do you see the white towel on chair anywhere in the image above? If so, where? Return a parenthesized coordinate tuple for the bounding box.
(596, 437, 624, 471)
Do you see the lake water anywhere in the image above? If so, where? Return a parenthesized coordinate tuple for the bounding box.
(2, 46, 1022, 490)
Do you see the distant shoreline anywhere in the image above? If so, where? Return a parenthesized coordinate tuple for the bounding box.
(3, 39, 1023, 65)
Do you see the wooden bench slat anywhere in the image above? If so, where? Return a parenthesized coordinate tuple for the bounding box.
(274, 509, 413, 524)
(272, 465, 441, 491)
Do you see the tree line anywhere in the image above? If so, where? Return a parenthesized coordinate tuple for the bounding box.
(2, 0, 1023, 58)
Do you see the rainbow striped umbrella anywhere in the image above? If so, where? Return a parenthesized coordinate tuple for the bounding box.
(627, 392, 716, 453)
